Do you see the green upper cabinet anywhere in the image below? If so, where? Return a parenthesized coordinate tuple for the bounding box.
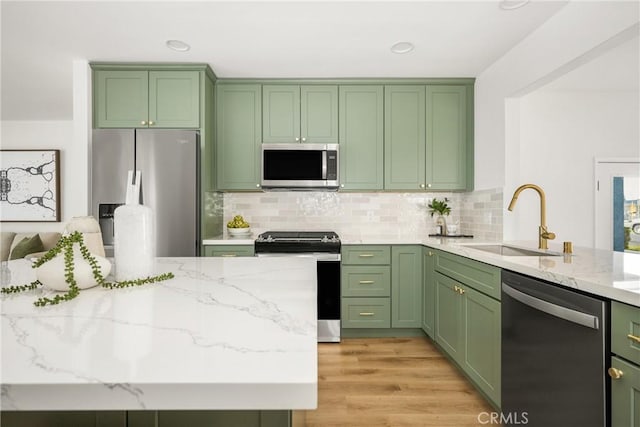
(95, 70, 148, 128)
(148, 71, 200, 128)
(216, 84, 262, 191)
(391, 245, 422, 328)
(384, 85, 426, 190)
(263, 85, 338, 143)
(425, 85, 467, 190)
(338, 85, 384, 190)
(384, 83, 472, 191)
(94, 70, 200, 128)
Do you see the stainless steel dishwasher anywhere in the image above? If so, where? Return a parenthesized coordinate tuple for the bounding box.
(501, 270, 609, 427)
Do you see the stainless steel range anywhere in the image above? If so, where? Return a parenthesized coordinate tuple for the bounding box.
(255, 231, 341, 342)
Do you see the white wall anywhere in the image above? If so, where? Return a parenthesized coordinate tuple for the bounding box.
(475, 1, 639, 191)
(515, 90, 639, 247)
(1, 60, 91, 233)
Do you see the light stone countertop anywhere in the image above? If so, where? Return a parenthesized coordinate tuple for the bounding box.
(202, 232, 640, 307)
(341, 234, 640, 308)
(0, 257, 317, 411)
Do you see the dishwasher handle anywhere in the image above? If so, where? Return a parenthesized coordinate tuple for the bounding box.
(502, 283, 600, 330)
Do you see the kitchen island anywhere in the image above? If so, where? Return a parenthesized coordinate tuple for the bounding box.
(1, 257, 318, 426)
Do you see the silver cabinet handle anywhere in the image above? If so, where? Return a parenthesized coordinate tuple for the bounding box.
(427, 183, 432, 188)
(140, 120, 147, 125)
(358, 254, 374, 258)
(420, 184, 425, 189)
(502, 283, 600, 329)
(301, 137, 307, 142)
(220, 254, 237, 257)
(295, 137, 300, 142)
(359, 280, 375, 284)
(148, 120, 155, 126)
(359, 312, 375, 316)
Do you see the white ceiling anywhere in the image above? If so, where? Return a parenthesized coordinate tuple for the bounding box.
(1, 0, 570, 121)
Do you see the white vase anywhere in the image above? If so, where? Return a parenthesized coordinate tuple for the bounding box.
(65, 215, 106, 257)
(113, 170, 156, 281)
(36, 253, 112, 291)
(113, 204, 155, 281)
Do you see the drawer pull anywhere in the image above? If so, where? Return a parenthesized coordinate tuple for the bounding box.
(359, 280, 375, 284)
(608, 367, 624, 379)
(627, 334, 640, 344)
(358, 254, 374, 258)
(359, 312, 375, 316)
(221, 254, 237, 257)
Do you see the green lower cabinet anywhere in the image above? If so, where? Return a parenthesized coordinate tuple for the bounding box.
(204, 245, 255, 257)
(0, 411, 292, 427)
(434, 269, 501, 407)
(341, 297, 391, 328)
(342, 265, 390, 297)
(462, 286, 501, 407)
(610, 356, 640, 427)
(391, 246, 422, 328)
(422, 247, 436, 338)
(434, 272, 464, 363)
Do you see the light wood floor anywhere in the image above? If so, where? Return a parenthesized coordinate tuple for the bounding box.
(301, 337, 495, 427)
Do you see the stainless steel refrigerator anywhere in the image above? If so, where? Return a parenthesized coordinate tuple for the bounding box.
(91, 129, 199, 257)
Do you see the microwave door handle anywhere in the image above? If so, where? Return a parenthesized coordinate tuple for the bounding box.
(322, 151, 327, 179)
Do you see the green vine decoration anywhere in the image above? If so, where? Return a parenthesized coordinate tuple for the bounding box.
(1, 231, 174, 306)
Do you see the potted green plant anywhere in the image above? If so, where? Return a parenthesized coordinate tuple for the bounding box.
(428, 198, 451, 235)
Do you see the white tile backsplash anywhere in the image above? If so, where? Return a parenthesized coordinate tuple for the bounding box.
(219, 188, 504, 241)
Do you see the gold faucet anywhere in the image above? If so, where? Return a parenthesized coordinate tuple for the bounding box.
(507, 184, 556, 250)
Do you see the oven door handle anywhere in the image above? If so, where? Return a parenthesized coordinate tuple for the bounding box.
(502, 283, 599, 330)
(256, 252, 341, 262)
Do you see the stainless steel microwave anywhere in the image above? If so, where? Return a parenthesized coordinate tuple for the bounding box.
(261, 143, 339, 190)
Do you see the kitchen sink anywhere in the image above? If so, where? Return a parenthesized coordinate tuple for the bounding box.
(461, 244, 562, 257)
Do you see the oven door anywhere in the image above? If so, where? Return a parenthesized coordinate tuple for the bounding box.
(256, 252, 341, 342)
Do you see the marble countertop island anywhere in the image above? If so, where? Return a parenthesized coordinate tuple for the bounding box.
(1, 257, 318, 411)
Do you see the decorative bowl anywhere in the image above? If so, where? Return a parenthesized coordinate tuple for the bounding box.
(227, 227, 251, 236)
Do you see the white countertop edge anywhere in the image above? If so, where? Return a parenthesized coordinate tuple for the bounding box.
(203, 236, 255, 245)
(1, 382, 318, 411)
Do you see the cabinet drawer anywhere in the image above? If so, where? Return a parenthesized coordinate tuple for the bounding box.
(612, 301, 640, 365)
(341, 298, 390, 328)
(342, 266, 391, 297)
(342, 245, 390, 265)
(610, 356, 640, 427)
(204, 245, 255, 257)
(435, 251, 501, 300)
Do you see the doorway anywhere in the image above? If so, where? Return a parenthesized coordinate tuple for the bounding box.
(595, 160, 640, 252)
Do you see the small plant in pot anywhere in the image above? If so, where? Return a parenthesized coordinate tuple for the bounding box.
(428, 198, 451, 235)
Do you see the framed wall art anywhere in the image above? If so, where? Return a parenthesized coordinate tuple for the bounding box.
(0, 150, 61, 222)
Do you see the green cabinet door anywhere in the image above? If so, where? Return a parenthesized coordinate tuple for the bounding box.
(462, 285, 501, 407)
(425, 85, 467, 190)
(422, 247, 436, 338)
(391, 246, 422, 328)
(610, 356, 640, 427)
(384, 86, 426, 190)
(216, 84, 262, 190)
(263, 85, 338, 144)
(301, 85, 338, 143)
(262, 85, 300, 143)
(95, 70, 148, 128)
(434, 271, 464, 364)
(149, 71, 200, 128)
(338, 85, 384, 190)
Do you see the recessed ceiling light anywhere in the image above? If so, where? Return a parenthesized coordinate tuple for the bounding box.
(166, 40, 190, 52)
(391, 42, 414, 54)
(499, 0, 530, 10)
